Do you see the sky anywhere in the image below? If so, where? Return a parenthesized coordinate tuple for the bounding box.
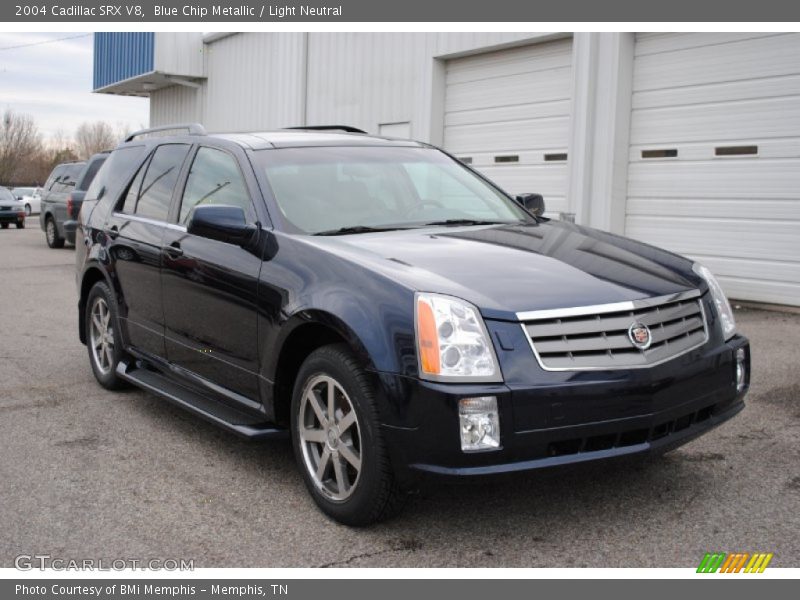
(0, 32, 149, 141)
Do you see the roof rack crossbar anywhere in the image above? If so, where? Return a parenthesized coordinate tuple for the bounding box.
(125, 123, 207, 142)
(285, 125, 367, 134)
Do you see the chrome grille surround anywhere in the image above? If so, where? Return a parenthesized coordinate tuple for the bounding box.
(518, 289, 708, 371)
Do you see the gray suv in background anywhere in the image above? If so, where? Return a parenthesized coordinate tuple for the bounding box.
(39, 153, 107, 248)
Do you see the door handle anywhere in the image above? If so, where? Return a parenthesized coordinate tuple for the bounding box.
(163, 242, 183, 258)
(106, 225, 119, 240)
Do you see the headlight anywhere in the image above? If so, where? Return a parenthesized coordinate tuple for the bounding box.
(693, 263, 736, 340)
(415, 292, 501, 382)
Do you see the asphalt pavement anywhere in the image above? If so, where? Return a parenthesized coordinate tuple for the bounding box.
(1, 221, 798, 568)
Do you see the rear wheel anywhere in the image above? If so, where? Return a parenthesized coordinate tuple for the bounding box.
(86, 282, 127, 390)
(25, 204, 31, 216)
(45, 216, 64, 248)
(291, 344, 406, 526)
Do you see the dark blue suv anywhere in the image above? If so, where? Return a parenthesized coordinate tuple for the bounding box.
(76, 124, 750, 525)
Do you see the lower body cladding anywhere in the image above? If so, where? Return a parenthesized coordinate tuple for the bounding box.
(63, 220, 77, 245)
(377, 335, 749, 484)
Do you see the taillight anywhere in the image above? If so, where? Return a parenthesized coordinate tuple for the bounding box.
(66, 194, 74, 217)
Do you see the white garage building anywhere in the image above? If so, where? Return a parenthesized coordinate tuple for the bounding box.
(94, 32, 800, 307)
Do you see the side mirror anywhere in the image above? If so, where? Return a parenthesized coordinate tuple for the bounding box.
(516, 193, 545, 216)
(187, 205, 257, 247)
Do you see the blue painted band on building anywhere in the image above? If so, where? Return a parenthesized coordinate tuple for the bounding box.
(93, 32, 155, 90)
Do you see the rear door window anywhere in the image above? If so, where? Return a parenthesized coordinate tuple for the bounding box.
(85, 145, 147, 208)
(134, 144, 191, 222)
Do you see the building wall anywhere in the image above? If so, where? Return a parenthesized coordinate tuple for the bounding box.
(142, 31, 800, 306)
(149, 32, 558, 140)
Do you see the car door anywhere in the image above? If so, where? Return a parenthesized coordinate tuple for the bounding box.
(53, 164, 83, 226)
(161, 144, 262, 400)
(104, 143, 192, 359)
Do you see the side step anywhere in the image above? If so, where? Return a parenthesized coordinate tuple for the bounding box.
(116, 361, 288, 441)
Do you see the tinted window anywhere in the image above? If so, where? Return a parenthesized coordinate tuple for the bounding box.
(134, 144, 190, 222)
(76, 155, 107, 191)
(179, 147, 253, 224)
(85, 145, 147, 204)
(119, 158, 149, 215)
(50, 164, 84, 194)
(45, 166, 65, 191)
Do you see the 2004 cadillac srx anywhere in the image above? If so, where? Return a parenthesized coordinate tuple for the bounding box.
(76, 124, 750, 525)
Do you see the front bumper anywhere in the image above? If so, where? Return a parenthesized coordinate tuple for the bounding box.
(377, 332, 749, 484)
(0, 212, 25, 224)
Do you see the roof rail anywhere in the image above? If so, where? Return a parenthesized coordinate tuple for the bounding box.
(285, 125, 367, 134)
(124, 123, 207, 142)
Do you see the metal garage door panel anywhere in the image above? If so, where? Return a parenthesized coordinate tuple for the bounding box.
(626, 33, 800, 306)
(627, 197, 800, 221)
(444, 38, 572, 201)
(633, 33, 800, 92)
(445, 68, 571, 113)
(445, 117, 570, 154)
(631, 96, 800, 145)
(445, 99, 570, 128)
(634, 32, 781, 56)
(628, 159, 800, 199)
(633, 73, 800, 110)
(625, 217, 799, 263)
(445, 38, 572, 85)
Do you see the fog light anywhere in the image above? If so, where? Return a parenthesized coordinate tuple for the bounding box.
(735, 348, 747, 393)
(459, 396, 500, 452)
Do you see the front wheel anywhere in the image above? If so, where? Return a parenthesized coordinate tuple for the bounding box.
(290, 344, 406, 526)
(0, 223, 8, 229)
(16, 220, 24, 229)
(85, 282, 127, 390)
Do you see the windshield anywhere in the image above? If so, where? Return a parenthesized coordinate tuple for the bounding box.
(13, 188, 33, 196)
(254, 146, 532, 234)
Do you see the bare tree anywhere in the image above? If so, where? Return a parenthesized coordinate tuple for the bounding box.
(115, 121, 133, 143)
(0, 109, 41, 184)
(74, 121, 116, 159)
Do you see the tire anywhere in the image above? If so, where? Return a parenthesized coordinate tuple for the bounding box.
(85, 281, 127, 390)
(45, 216, 64, 248)
(25, 204, 31, 216)
(291, 344, 406, 526)
(16, 220, 24, 229)
(0, 223, 8, 229)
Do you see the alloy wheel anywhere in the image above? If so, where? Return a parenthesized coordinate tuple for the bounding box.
(89, 297, 115, 376)
(46, 220, 55, 245)
(298, 374, 362, 501)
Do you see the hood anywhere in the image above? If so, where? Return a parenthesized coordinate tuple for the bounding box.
(300, 221, 705, 320)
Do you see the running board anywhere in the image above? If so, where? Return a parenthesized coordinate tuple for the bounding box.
(116, 361, 287, 441)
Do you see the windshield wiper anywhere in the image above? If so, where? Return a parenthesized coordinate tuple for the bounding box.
(422, 219, 512, 227)
(313, 225, 411, 236)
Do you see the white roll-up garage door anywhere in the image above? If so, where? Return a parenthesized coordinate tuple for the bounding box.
(626, 33, 800, 306)
(443, 38, 572, 215)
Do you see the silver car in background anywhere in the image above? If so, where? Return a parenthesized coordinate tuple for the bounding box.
(12, 187, 41, 215)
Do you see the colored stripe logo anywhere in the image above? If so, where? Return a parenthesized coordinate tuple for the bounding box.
(697, 552, 773, 573)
